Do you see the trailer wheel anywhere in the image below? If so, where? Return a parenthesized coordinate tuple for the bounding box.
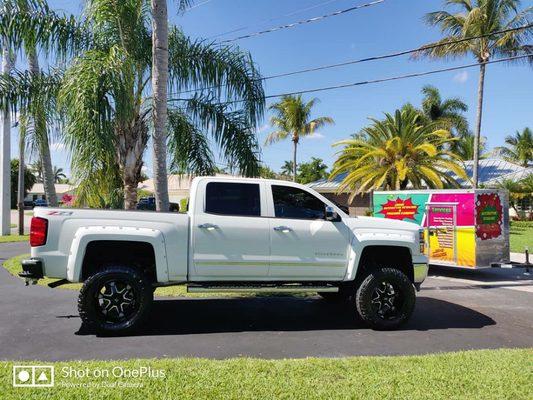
(78, 266, 153, 334)
(355, 268, 415, 330)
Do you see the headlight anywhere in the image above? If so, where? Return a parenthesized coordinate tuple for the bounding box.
(419, 229, 425, 254)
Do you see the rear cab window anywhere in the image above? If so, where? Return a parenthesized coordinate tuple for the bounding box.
(205, 182, 261, 217)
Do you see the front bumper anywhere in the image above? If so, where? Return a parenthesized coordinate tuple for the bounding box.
(19, 258, 44, 283)
(413, 263, 429, 284)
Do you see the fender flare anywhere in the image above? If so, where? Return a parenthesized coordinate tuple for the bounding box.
(66, 226, 169, 283)
(345, 237, 414, 281)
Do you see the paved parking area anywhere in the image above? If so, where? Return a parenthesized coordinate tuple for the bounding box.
(1, 242, 532, 361)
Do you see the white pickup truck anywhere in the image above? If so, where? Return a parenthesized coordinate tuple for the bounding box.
(21, 177, 428, 333)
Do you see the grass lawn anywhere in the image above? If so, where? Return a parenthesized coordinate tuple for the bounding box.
(2, 254, 311, 298)
(510, 222, 533, 253)
(1, 349, 531, 399)
(0, 235, 29, 243)
(9, 223, 16, 228)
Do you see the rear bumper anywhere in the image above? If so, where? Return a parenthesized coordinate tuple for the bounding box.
(19, 258, 44, 280)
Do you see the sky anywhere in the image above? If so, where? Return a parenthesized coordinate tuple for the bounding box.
(8, 0, 533, 177)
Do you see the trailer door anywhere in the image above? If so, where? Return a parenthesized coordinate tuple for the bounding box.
(425, 203, 458, 266)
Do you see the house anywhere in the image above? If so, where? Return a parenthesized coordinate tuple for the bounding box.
(307, 158, 532, 217)
(25, 183, 77, 204)
(139, 173, 238, 203)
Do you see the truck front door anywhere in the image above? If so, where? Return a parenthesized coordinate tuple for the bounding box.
(267, 184, 350, 280)
(191, 181, 270, 280)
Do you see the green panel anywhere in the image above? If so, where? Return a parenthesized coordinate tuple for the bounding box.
(373, 193, 430, 226)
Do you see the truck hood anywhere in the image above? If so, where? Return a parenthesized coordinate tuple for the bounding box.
(344, 216, 421, 233)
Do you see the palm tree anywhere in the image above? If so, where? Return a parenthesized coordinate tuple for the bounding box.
(494, 127, 532, 166)
(331, 109, 467, 199)
(30, 161, 43, 183)
(454, 132, 488, 160)
(418, 0, 533, 187)
(53, 166, 66, 183)
(265, 95, 334, 181)
(57, 0, 264, 209)
(280, 160, 295, 177)
(1, 36, 14, 235)
(151, 0, 191, 211)
(0, 0, 81, 208)
(420, 85, 469, 136)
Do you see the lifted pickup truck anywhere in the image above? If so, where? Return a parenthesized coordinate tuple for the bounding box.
(21, 177, 428, 333)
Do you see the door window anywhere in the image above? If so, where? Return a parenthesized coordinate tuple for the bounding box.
(205, 182, 260, 217)
(272, 185, 325, 219)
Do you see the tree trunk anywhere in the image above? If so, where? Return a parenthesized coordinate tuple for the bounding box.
(151, 0, 170, 212)
(27, 49, 58, 206)
(17, 128, 25, 235)
(0, 43, 13, 236)
(117, 117, 148, 210)
(472, 62, 486, 189)
(292, 137, 298, 182)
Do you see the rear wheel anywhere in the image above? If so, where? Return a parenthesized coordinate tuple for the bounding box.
(355, 268, 415, 330)
(78, 266, 153, 334)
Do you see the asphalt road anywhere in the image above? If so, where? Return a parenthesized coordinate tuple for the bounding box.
(1, 242, 532, 361)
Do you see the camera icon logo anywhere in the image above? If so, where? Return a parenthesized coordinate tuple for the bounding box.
(13, 365, 54, 387)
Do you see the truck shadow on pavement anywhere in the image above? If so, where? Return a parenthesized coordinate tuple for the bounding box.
(76, 296, 495, 337)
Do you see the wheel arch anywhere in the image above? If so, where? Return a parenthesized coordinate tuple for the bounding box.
(67, 226, 169, 283)
(346, 242, 414, 283)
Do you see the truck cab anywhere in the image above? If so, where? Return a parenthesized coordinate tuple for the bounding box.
(21, 177, 428, 333)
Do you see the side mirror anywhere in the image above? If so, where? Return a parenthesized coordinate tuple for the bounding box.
(325, 206, 341, 222)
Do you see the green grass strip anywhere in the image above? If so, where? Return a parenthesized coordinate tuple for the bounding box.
(1, 349, 531, 399)
(0, 235, 29, 243)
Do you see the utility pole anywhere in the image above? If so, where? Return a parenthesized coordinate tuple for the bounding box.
(0, 44, 13, 236)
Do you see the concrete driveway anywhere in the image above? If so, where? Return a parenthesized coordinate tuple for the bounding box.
(1, 242, 532, 361)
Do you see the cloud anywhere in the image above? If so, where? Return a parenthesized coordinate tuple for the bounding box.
(453, 71, 468, 83)
(50, 142, 66, 152)
(304, 132, 325, 140)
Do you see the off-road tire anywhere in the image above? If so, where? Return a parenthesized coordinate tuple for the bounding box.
(355, 267, 415, 330)
(78, 265, 153, 334)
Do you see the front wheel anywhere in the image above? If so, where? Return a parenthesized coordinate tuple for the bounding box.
(355, 268, 415, 330)
(78, 266, 153, 334)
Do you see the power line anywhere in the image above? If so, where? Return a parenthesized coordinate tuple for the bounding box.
(220, 0, 385, 43)
(208, 0, 350, 39)
(174, 24, 532, 95)
(168, 54, 533, 105)
(187, 0, 214, 11)
(260, 54, 533, 100)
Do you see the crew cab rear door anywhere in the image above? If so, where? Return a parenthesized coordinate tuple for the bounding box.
(266, 183, 350, 280)
(190, 180, 270, 280)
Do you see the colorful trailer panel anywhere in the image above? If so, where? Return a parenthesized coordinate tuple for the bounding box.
(373, 190, 510, 269)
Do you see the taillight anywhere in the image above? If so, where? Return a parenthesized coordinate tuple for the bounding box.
(30, 217, 48, 247)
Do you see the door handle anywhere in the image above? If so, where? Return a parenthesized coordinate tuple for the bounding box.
(198, 223, 219, 231)
(273, 226, 292, 233)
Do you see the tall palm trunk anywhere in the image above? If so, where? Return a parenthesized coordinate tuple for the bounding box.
(0, 43, 13, 236)
(151, 0, 170, 212)
(28, 49, 57, 206)
(17, 127, 25, 235)
(292, 136, 298, 182)
(472, 62, 486, 189)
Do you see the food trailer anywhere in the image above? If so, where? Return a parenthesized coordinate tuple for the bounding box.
(373, 189, 510, 269)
